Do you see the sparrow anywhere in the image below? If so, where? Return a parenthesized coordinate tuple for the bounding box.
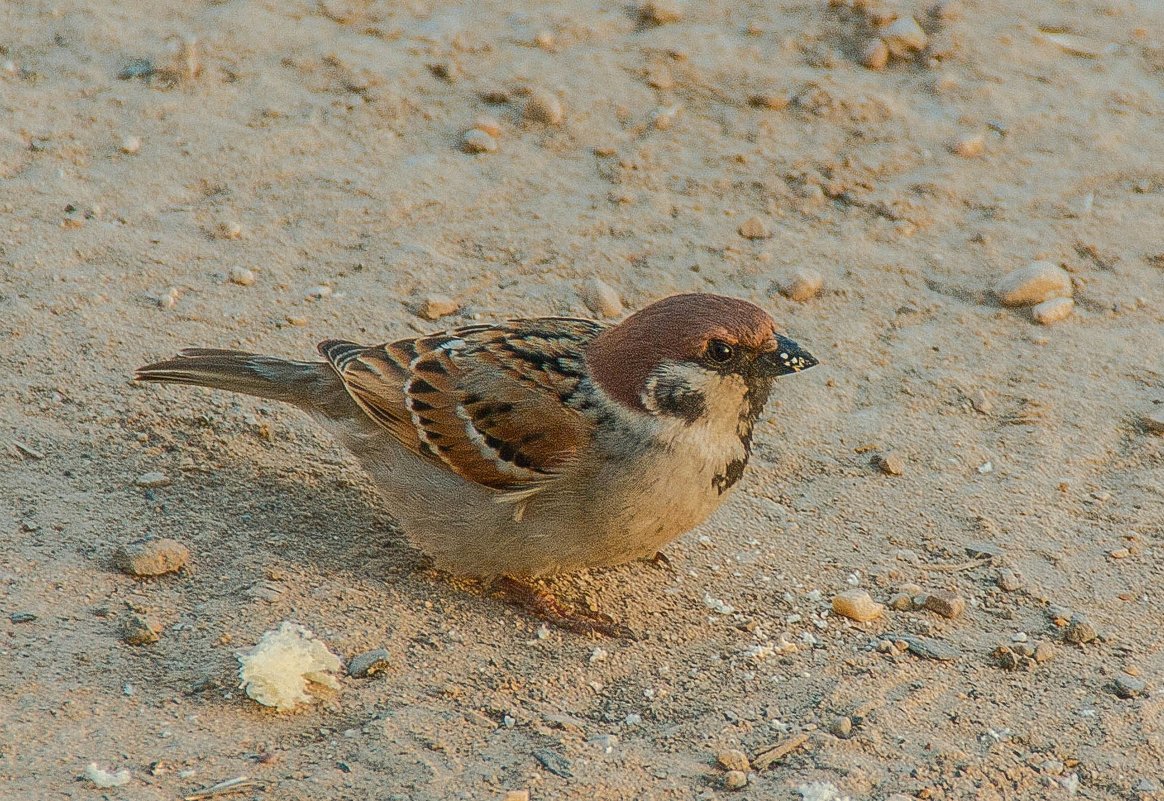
(136, 293, 817, 628)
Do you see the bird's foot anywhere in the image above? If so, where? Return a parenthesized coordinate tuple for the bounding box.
(492, 576, 634, 639)
(643, 551, 674, 572)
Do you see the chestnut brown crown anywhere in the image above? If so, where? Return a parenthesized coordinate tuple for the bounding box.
(584, 293, 817, 414)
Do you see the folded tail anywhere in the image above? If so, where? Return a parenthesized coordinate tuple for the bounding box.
(134, 348, 345, 411)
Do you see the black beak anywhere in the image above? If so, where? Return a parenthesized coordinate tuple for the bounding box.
(755, 335, 819, 377)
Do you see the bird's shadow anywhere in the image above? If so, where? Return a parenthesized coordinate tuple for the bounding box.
(164, 448, 665, 635)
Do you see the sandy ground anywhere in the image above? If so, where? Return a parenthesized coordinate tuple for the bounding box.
(3, 0, 1164, 799)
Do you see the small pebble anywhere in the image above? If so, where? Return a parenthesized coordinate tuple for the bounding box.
(891, 633, 960, 661)
(524, 90, 564, 126)
(1143, 409, 1164, 435)
(134, 471, 171, 488)
(951, 134, 984, 158)
(114, 538, 190, 577)
(157, 287, 179, 309)
(120, 135, 142, 155)
(964, 541, 1003, 559)
(775, 268, 823, 302)
(996, 568, 1024, 592)
(534, 30, 555, 50)
(84, 763, 132, 788)
(9, 612, 37, 624)
(829, 716, 853, 739)
(880, 16, 928, 58)
(580, 278, 623, 318)
(228, 267, 256, 286)
(640, 0, 683, 25)
(305, 285, 333, 300)
(887, 592, 914, 611)
(461, 129, 498, 153)
(1064, 613, 1098, 644)
(1034, 641, 1055, 663)
(874, 452, 905, 476)
(861, 39, 889, 70)
(473, 116, 502, 138)
(1109, 547, 1130, 559)
(931, 0, 963, 21)
(716, 749, 750, 772)
(118, 58, 155, 80)
(994, 261, 1072, 307)
(895, 549, 920, 564)
(348, 648, 392, 678)
(832, 589, 884, 622)
(1114, 675, 1147, 699)
(1032, 297, 1074, 325)
(722, 770, 748, 790)
(427, 61, 457, 81)
(121, 613, 161, 645)
(738, 216, 771, 239)
(217, 221, 243, 240)
(650, 105, 680, 130)
(414, 293, 460, 320)
(502, 792, 530, 801)
(924, 591, 966, 619)
(1134, 778, 1162, 795)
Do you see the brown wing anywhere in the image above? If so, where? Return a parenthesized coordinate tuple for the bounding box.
(319, 318, 606, 492)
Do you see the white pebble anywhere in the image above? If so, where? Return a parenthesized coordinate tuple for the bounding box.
(703, 594, 735, 615)
(1032, 297, 1074, 325)
(305, 285, 333, 300)
(524, 90, 564, 126)
(994, 261, 1072, 307)
(461, 129, 498, 154)
(84, 763, 131, 788)
(738, 216, 771, 240)
(880, 16, 928, 58)
(580, 278, 623, 318)
(861, 39, 889, 70)
(776, 268, 823, 302)
(533, 28, 556, 49)
(134, 471, 171, 488)
(640, 0, 683, 25)
(229, 267, 256, 286)
(120, 135, 142, 155)
(415, 293, 460, 320)
(952, 134, 984, 158)
(473, 116, 502, 138)
(723, 770, 748, 790)
(217, 221, 243, 240)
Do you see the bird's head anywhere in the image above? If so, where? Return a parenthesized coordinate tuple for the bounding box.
(585, 293, 818, 425)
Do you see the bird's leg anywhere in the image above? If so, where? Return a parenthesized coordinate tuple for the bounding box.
(491, 576, 633, 638)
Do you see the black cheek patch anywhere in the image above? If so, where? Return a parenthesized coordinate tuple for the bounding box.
(654, 386, 707, 424)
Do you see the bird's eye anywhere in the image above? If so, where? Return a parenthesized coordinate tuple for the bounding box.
(706, 339, 734, 364)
